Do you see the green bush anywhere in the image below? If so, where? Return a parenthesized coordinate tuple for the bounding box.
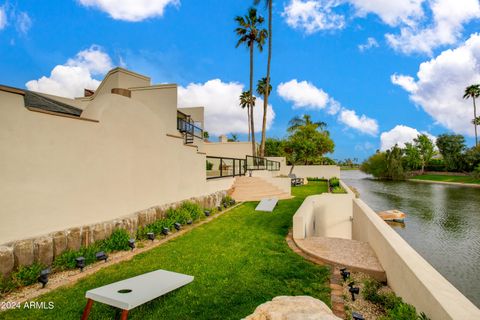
(179, 201, 203, 221)
(12, 263, 45, 287)
(221, 195, 234, 208)
(102, 229, 130, 252)
(331, 186, 346, 194)
(307, 177, 326, 181)
(380, 301, 417, 320)
(362, 279, 382, 302)
(206, 160, 213, 170)
(329, 177, 340, 188)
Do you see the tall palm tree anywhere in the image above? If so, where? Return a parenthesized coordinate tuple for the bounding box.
(254, 0, 272, 157)
(239, 90, 256, 141)
(288, 114, 327, 133)
(235, 7, 268, 157)
(464, 84, 480, 146)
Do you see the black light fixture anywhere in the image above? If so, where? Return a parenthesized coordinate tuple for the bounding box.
(147, 232, 155, 241)
(217, 206, 222, 212)
(229, 199, 236, 206)
(128, 238, 135, 251)
(38, 268, 50, 288)
(187, 220, 193, 225)
(162, 227, 169, 235)
(352, 312, 365, 320)
(340, 267, 350, 281)
(223, 202, 228, 208)
(174, 222, 181, 231)
(205, 209, 211, 217)
(96, 251, 108, 263)
(76, 257, 85, 272)
(348, 282, 360, 301)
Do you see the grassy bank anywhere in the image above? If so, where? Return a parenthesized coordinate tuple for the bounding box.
(0, 182, 329, 320)
(410, 174, 480, 185)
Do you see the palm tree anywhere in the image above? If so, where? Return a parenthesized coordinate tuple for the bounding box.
(254, 0, 272, 157)
(235, 7, 268, 157)
(239, 90, 256, 141)
(288, 114, 327, 132)
(256, 77, 272, 155)
(472, 116, 480, 126)
(463, 84, 480, 146)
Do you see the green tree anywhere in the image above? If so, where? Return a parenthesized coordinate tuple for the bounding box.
(254, 0, 273, 158)
(436, 134, 466, 171)
(239, 90, 256, 141)
(235, 7, 268, 157)
(463, 84, 480, 146)
(256, 76, 272, 156)
(385, 145, 406, 180)
(264, 138, 285, 157)
(404, 142, 421, 170)
(414, 134, 435, 173)
(228, 134, 239, 142)
(361, 152, 388, 179)
(284, 115, 334, 173)
(203, 131, 210, 140)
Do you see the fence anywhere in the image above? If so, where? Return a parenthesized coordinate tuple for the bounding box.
(206, 155, 281, 179)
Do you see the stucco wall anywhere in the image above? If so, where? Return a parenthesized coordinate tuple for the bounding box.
(203, 141, 254, 158)
(352, 199, 480, 319)
(286, 165, 340, 179)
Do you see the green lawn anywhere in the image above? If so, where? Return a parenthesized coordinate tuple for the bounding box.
(0, 182, 329, 320)
(410, 174, 480, 185)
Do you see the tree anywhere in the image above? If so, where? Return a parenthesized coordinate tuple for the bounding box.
(403, 142, 421, 170)
(264, 138, 285, 157)
(203, 131, 210, 140)
(463, 84, 480, 146)
(414, 134, 435, 173)
(256, 76, 272, 155)
(239, 91, 255, 141)
(436, 134, 466, 171)
(284, 115, 334, 173)
(361, 146, 406, 180)
(361, 152, 388, 179)
(228, 133, 239, 142)
(235, 8, 268, 157)
(254, 0, 272, 158)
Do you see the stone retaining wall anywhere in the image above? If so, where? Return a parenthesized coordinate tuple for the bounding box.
(0, 190, 227, 277)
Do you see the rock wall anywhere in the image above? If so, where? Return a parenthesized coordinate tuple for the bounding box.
(0, 190, 227, 277)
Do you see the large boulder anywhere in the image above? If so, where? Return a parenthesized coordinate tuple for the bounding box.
(0, 246, 14, 277)
(13, 239, 34, 267)
(243, 296, 341, 320)
(34, 236, 53, 266)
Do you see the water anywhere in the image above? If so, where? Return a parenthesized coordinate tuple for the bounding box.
(341, 170, 480, 307)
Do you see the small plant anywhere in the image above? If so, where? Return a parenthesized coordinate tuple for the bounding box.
(329, 177, 340, 188)
(221, 195, 234, 208)
(362, 278, 382, 302)
(206, 160, 213, 170)
(380, 301, 417, 320)
(331, 186, 346, 194)
(102, 229, 130, 252)
(12, 263, 45, 287)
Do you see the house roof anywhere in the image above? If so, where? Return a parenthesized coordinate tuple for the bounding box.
(0, 85, 82, 117)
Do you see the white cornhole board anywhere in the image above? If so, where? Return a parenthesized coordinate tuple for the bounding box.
(85, 269, 194, 310)
(255, 198, 278, 212)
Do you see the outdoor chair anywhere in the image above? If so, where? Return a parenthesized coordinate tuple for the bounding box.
(289, 174, 304, 186)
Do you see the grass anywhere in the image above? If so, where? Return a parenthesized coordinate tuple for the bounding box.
(0, 182, 330, 320)
(410, 174, 480, 185)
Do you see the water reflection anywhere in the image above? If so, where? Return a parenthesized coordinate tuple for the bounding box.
(341, 170, 480, 307)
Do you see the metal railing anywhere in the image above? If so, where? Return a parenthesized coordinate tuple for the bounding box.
(177, 115, 203, 145)
(206, 156, 246, 179)
(246, 156, 280, 171)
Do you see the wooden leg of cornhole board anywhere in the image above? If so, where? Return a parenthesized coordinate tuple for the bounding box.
(120, 309, 129, 320)
(81, 299, 94, 320)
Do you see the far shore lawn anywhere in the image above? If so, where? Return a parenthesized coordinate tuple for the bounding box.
(410, 174, 480, 185)
(0, 182, 329, 320)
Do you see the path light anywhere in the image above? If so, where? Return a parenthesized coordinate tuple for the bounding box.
(340, 267, 350, 281)
(128, 239, 135, 251)
(348, 282, 360, 301)
(147, 232, 155, 241)
(174, 222, 181, 231)
(96, 251, 108, 263)
(187, 220, 193, 225)
(217, 206, 222, 212)
(229, 199, 236, 206)
(38, 268, 50, 288)
(76, 257, 85, 272)
(223, 202, 228, 208)
(352, 312, 365, 320)
(162, 227, 169, 235)
(205, 210, 211, 217)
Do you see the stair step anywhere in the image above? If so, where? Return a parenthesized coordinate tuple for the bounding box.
(230, 176, 290, 201)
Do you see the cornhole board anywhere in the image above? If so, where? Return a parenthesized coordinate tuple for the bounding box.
(255, 198, 278, 212)
(81, 269, 194, 320)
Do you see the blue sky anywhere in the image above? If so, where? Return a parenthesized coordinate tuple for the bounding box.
(1, 0, 480, 160)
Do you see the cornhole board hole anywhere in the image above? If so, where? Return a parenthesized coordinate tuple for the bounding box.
(81, 269, 194, 320)
(255, 198, 278, 212)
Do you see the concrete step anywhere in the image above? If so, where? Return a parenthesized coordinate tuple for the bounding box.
(230, 176, 290, 202)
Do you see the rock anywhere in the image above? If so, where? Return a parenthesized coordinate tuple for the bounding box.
(67, 228, 82, 251)
(81, 226, 92, 247)
(146, 207, 156, 225)
(0, 246, 14, 277)
(34, 236, 53, 266)
(243, 296, 341, 320)
(13, 239, 34, 267)
(92, 224, 106, 242)
(52, 231, 67, 258)
(137, 210, 149, 228)
(104, 222, 113, 239)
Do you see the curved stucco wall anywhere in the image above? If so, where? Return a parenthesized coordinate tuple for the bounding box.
(0, 91, 213, 244)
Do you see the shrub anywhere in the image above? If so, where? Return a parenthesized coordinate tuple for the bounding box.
(102, 229, 130, 252)
(307, 177, 327, 181)
(473, 164, 480, 179)
(206, 160, 213, 170)
(380, 301, 417, 320)
(362, 279, 382, 302)
(329, 177, 340, 188)
(0, 274, 16, 294)
(331, 186, 346, 194)
(12, 263, 45, 287)
(179, 201, 203, 221)
(221, 195, 234, 208)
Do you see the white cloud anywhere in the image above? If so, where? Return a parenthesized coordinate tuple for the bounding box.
(277, 79, 330, 109)
(339, 109, 379, 136)
(78, 0, 179, 22)
(349, 0, 425, 26)
(358, 37, 379, 52)
(15, 12, 31, 34)
(178, 79, 275, 136)
(0, 6, 7, 30)
(380, 125, 435, 151)
(282, 0, 345, 34)
(391, 33, 480, 136)
(26, 45, 113, 98)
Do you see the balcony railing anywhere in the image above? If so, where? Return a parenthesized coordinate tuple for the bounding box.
(246, 155, 280, 171)
(206, 156, 246, 179)
(177, 111, 203, 144)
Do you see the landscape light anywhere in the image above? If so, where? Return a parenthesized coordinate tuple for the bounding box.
(352, 312, 365, 320)
(162, 227, 169, 235)
(147, 232, 155, 241)
(223, 202, 228, 208)
(76, 257, 85, 272)
(205, 210, 211, 217)
(128, 239, 135, 251)
(174, 222, 181, 231)
(38, 268, 50, 288)
(217, 206, 222, 212)
(340, 267, 350, 281)
(96, 251, 108, 263)
(348, 282, 360, 301)
(187, 220, 193, 225)
(229, 199, 236, 206)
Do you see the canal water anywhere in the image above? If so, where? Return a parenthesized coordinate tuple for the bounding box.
(341, 170, 480, 307)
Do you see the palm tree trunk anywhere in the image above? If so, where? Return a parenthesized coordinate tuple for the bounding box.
(474, 97, 478, 147)
(259, 1, 272, 157)
(249, 43, 256, 157)
(247, 105, 251, 142)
